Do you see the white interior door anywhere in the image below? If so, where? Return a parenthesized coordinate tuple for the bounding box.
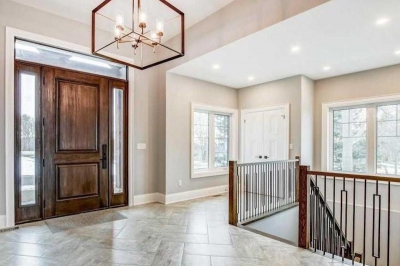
(243, 111, 264, 163)
(263, 108, 286, 160)
(242, 106, 288, 163)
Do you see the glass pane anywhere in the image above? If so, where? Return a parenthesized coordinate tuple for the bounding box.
(377, 105, 397, 121)
(16, 40, 127, 80)
(332, 108, 367, 173)
(377, 104, 400, 175)
(214, 114, 229, 168)
(194, 112, 209, 170)
(112, 89, 124, 194)
(20, 74, 36, 206)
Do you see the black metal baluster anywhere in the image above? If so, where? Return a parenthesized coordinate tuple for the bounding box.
(372, 180, 381, 266)
(352, 178, 356, 265)
(323, 175, 327, 255)
(387, 182, 390, 266)
(333, 176, 336, 258)
(363, 179, 367, 266)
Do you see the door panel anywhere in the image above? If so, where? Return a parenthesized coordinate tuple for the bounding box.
(57, 81, 99, 152)
(264, 109, 286, 160)
(243, 111, 264, 163)
(57, 163, 100, 199)
(43, 68, 109, 218)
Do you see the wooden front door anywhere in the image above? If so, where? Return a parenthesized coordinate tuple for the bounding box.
(42, 68, 110, 218)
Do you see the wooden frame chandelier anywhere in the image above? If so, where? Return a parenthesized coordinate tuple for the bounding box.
(92, 0, 185, 70)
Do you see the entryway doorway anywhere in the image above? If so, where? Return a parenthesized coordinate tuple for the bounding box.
(241, 105, 290, 163)
(14, 40, 129, 224)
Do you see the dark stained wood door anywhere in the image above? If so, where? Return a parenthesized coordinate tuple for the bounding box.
(42, 68, 110, 218)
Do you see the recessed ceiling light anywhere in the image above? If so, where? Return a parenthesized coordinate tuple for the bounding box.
(213, 64, 220, 69)
(376, 18, 389, 26)
(395, 50, 400, 56)
(323, 66, 331, 71)
(248, 76, 255, 81)
(291, 46, 301, 53)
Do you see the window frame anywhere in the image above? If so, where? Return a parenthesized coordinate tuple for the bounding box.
(322, 94, 400, 176)
(191, 103, 238, 179)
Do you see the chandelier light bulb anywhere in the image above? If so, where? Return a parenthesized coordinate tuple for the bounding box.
(139, 8, 147, 28)
(156, 18, 164, 36)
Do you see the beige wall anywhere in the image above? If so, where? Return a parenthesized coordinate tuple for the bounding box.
(314, 64, 400, 170)
(238, 76, 303, 159)
(165, 73, 237, 194)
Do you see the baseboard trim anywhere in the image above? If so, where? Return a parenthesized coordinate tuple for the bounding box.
(165, 185, 228, 205)
(0, 215, 6, 229)
(133, 193, 165, 206)
(133, 185, 228, 206)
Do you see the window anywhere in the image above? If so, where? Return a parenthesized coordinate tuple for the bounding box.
(376, 104, 400, 175)
(329, 100, 400, 176)
(332, 108, 367, 173)
(192, 104, 237, 178)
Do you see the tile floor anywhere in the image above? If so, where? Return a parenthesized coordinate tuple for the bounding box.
(0, 194, 351, 266)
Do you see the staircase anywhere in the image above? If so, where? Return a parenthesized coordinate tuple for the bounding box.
(310, 178, 353, 260)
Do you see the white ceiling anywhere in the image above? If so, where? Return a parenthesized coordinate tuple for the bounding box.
(11, 0, 235, 33)
(170, 0, 400, 89)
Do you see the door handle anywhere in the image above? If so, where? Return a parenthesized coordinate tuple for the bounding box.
(100, 144, 108, 169)
(255, 155, 262, 159)
(264, 156, 269, 159)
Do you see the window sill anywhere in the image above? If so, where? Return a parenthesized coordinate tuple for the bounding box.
(192, 168, 229, 179)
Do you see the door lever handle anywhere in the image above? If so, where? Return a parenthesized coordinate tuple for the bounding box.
(255, 155, 262, 159)
(100, 144, 108, 169)
(264, 156, 269, 159)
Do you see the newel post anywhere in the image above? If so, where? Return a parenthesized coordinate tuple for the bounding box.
(298, 165, 310, 249)
(229, 161, 238, 226)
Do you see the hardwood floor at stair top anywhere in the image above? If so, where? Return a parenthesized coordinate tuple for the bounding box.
(0, 194, 352, 266)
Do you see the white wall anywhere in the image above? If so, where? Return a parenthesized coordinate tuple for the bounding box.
(165, 73, 237, 194)
(238, 76, 303, 159)
(301, 76, 314, 166)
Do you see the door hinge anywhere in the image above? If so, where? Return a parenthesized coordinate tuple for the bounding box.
(244, 119, 246, 123)
(42, 118, 45, 127)
(43, 200, 46, 208)
(42, 159, 45, 167)
(43, 77, 45, 85)
(281, 115, 286, 119)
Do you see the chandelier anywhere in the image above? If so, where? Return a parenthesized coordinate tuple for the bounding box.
(92, 0, 185, 70)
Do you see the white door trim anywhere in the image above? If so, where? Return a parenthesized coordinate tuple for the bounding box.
(4, 27, 135, 228)
(240, 104, 290, 163)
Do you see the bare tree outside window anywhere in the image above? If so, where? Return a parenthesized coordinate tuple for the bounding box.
(377, 104, 400, 175)
(333, 108, 367, 173)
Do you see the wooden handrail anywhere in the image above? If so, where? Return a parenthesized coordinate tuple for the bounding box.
(237, 159, 299, 167)
(308, 170, 400, 183)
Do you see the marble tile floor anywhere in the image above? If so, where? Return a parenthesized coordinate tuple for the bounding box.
(0, 194, 353, 266)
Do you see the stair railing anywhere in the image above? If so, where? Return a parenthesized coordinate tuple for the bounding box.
(299, 166, 400, 266)
(229, 157, 300, 226)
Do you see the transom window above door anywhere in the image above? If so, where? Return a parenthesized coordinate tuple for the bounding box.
(329, 100, 400, 176)
(191, 103, 237, 178)
(15, 40, 127, 80)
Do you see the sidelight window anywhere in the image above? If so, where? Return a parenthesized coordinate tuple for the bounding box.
(112, 89, 124, 194)
(18, 72, 40, 206)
